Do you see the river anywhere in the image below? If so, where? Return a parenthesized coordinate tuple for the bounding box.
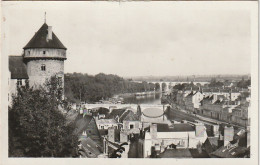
(121, 92, 162, 104)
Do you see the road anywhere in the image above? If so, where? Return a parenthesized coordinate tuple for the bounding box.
(169, 107, 245, 130)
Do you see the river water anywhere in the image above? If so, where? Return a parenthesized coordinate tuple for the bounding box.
(121, 93, 162, 104)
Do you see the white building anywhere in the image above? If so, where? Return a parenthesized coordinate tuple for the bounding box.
(138, 123, 207, 158)
(96, 119, 118, 130)
(141, 107, 171, 127)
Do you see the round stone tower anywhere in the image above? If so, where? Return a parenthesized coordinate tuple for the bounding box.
(23, 23, 67, 89)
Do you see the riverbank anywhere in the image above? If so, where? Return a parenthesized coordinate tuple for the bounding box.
(115, 91, 161, 98)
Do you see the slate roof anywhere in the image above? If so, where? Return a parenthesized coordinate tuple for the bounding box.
(204, 95, 214, 101)
(202, 137, 219, 154)
(9, 56, 29, 79)
(122, 111, 139, 121)
(106, 109, 138, 122)
(96, 119, 117, 125)
(75, 114, 103, 147)
(151, 123, 195, 132)
(107, 139, 122, 154)
(211, 145, 249, 158)
(158, 148, 209, 158)
(158, 149, 192, 158)
(79, 137, 102, 158)
(202, 88, 212, 93)
(219, 89, 230, 93)
(186, 91, 199, 97)
(106, 109, 126, 120)
(23, 23, 67, 50)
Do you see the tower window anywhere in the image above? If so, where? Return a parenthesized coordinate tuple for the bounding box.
(17, 79, 22, 86)
(41, 64, 46, 71)
(58, 77, 62, 86)
(43, 51, 46, 54)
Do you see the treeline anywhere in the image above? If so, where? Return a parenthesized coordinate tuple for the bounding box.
(64, 73, 157, 103)
(172, 78, 251, 91)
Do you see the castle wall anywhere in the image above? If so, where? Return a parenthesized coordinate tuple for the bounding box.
(26, 59, 64, 88)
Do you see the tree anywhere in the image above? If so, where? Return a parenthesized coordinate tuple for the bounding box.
(208, 78, 224, 88)
(64, 73, 158, 103)
(109, 142, 128, 158)
(173, 83, 187, 90)
(9, 77, 78, 157)
(97, 107, 109, 116)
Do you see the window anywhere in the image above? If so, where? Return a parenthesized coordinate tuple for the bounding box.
(43, 51, 46, 54)
(41, 64, 46, 71)
(130, 124, 134, 129)
(58, 77, 62, 86)
(101, 126, 104, 129)
(28, 51, 30, 55)
(17, 79, 22, 86)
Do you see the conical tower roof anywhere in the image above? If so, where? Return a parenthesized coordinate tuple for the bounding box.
(23, 23, 67, 50)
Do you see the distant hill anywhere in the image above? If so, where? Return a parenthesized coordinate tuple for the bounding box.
(126, 74, 250, 82)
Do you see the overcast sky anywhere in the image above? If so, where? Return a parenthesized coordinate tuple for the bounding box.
(2, 2, 253, 77)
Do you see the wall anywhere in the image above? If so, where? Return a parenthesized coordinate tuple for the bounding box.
(230, 92, 241, 101)
(97, 123, 118, 130)
(142, 131, 208, 157)
(123, 120, 141, 134)
(120, 131, 128, 143)
(24, 48, 66, 59)
(26, 59, 64, 88)
(108, 128, 115, 142)
(141, 115, 170, 124)
(9, 79, 28, 105)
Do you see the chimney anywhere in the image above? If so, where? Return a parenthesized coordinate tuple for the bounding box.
(150, 124, 157, 139)
(103, 138, 108, 155)
(163, 105, 165, 121)
(108, 127, 116, 142)
(224, 126, 234, 146)
(211, 124, 219, 137)
(47, 26, 52, 40)
(195, 123, 205, 137)
(120, 130, 128, 143)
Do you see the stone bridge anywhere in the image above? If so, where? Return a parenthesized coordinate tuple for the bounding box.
(83, 103, 170, 113)
(132, 81, 209, 92)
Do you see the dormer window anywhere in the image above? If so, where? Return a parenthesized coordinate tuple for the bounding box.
(43, 51, 46, 54)
(41, 64, 46, 71)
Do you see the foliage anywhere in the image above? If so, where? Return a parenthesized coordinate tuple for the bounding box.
(172, 82, 199, 91)
(208, 78, 224, 87)
(64, 73, 156, 103)
(155, 83, 160, 91)
(9, 77, 78, 157)
(161, 83, 166, 91)
(236, 78, 251, 88)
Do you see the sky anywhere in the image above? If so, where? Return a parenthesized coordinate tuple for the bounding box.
(2, 2, 253, 77)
